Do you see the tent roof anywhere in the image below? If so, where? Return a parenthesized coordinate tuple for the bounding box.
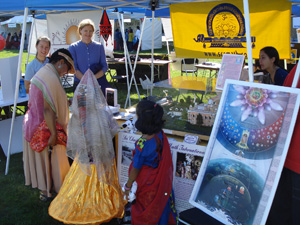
(0, 0, 298, 18)
(0, 0, 200, 17)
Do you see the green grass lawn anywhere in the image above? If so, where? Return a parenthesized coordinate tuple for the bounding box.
(0, 153, 119, 225)
(0, 49, 35, 73)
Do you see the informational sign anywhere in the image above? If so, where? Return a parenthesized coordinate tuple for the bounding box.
(7, 23, 16, 28)
(216, 54, 245, 90)
(293, 17, 300, 28)
(117, 132, 206, 213)
(190, 80, 300, 225)
(287, 49, 297, 64)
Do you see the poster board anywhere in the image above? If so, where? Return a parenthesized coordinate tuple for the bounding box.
(0, 116, 24, 156)
(216, 54, 245, 90)
(0, 55, 19, 101)
(189, 80, 300, 225)
(117, 132, 206, 213)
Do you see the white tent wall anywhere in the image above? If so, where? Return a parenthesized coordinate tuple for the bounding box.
(141, 18, 162, 51)
(28, 19, 48, 55)
(161, 18, 173, 41)
(161, 18, 173, 55)
(113, 17, 162, 51)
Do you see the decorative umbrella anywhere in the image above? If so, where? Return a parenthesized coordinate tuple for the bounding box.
(99, 10, 112, 46)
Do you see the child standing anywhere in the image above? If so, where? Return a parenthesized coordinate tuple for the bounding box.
(124, 100, 178, 225)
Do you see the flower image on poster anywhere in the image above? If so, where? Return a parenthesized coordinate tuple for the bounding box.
(189, 80, 300, 225)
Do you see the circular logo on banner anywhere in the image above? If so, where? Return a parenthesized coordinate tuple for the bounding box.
(65, 25, 80, 45)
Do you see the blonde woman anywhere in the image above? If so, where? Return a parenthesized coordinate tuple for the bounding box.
(69, 19, 110, 95)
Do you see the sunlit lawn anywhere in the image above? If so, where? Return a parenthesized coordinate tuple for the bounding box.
(0, 48, 222, 224)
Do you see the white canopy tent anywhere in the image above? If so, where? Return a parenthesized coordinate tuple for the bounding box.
(0, 15, 33, 25)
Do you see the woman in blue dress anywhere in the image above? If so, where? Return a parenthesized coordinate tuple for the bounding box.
(69, 19, 110, 95)
(259, 46, 288, 86)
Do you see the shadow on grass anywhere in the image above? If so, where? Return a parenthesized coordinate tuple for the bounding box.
(0, 149, 119, 225)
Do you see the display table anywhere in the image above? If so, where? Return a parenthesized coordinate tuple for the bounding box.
(154, 76, 217, 92)
(195, 62, 221, 78)
(0, 115, 24, 156)
(179, 207, 222, 225)
(0, 89, 28, 156)
(0, 89, 29, 108)
(107, 58, 173, 81)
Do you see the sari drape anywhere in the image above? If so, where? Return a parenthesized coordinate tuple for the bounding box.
(23, 63, 70, 197)
(129, 131, 175, 225)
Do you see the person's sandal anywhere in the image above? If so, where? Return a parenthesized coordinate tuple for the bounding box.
(39, 191, 51, 202)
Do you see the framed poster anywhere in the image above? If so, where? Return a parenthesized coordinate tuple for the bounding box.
(189, 80, 300, 225)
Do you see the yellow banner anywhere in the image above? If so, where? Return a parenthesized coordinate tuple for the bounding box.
(170, 0, 291, 59)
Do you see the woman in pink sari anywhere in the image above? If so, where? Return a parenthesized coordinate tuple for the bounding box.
(23, 48, 75, 201)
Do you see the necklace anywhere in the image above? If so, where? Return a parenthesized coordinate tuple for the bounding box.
(36, 57, 45, 64)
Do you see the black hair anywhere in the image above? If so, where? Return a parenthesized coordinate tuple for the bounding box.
(135, 99, 164, 135)
(49, 48, 73, 65)
(137, 26, 140, 29)
(260, 46, 280, 67)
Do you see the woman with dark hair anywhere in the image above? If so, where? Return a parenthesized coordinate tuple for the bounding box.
(124, 99, 178, 225)
(259, 46, 288, 85)
(24, 36, 51, 93)
(23, 48, 75, 201)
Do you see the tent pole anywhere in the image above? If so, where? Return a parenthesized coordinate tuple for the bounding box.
(117, 13, 131, 106)
(121, 13, 141, 105)
(166, 40, 170, 55)
(243, 0, 254, 82)
(5, 7, 28, 175)
(124, 16, 146, 108)
(292, 62, 300, 88)
(26, 16, 35, 65)
(150, 10, 155, 96)
(117, 14, 141, 108)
